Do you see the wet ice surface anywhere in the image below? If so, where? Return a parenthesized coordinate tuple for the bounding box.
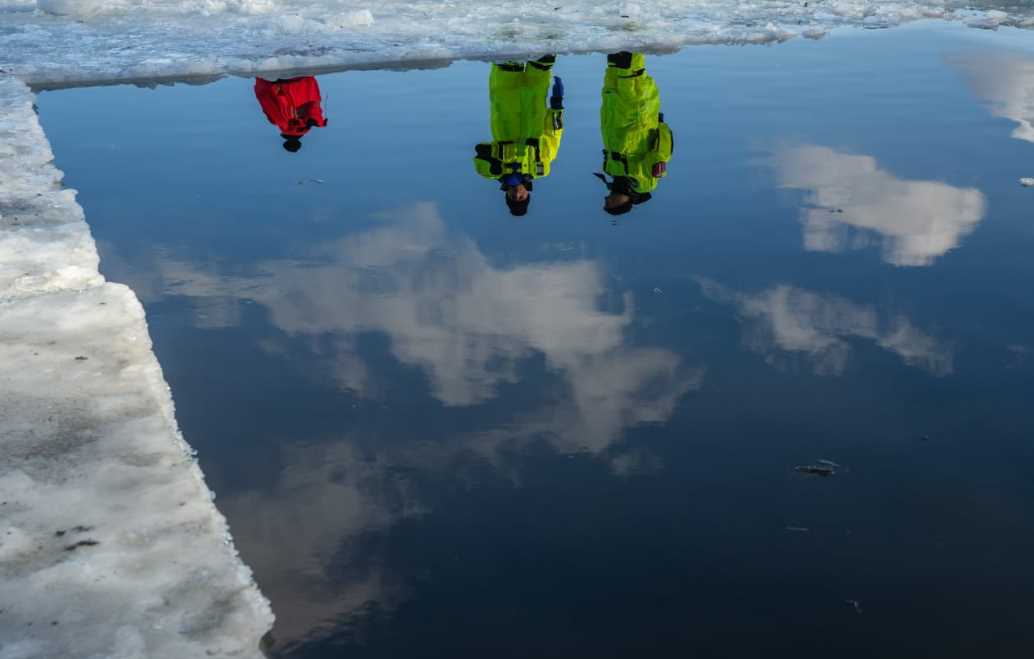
(3, 0, 1034, 85)
(0, 77, 272, 659)
(35, 24, 1034, 658)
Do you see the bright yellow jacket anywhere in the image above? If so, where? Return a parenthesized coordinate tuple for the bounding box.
(600, 52, 673, 193)
(474, 63, 564, 180)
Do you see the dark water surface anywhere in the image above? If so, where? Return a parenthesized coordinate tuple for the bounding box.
(37, 23, 1034, 658)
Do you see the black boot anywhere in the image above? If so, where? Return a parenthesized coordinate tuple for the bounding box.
(607, 51, 633, 69)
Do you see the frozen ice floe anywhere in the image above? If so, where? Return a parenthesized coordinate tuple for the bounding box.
(2, 0, 1034, 85)
(0, 75, 273, 658)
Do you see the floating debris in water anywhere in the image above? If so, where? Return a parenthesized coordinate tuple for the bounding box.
(784, 526, 810, 533)
(816, 458, 841, 468)
(845, 599, 863, 614)
(1019, 177, 1034, 187)
(653, 287, 663, 294)
(795, 464, 836, 476)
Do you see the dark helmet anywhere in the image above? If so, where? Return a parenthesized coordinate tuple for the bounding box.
(282, 136, 302, 153)
(597, 173, 652, 216)
(603, 198, 634, 216)
(506, 193, 530, 217)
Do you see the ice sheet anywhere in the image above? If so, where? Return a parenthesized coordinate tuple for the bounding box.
(2, 0, 1034, 85)
(0, 75, 273, 658)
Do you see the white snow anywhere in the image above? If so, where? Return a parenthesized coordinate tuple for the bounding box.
(0, 75, 273, 658)
(1, 0, 1034, 85)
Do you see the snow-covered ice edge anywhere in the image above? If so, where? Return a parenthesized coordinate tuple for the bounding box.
(2, 1, 1034, 87)
(0, 75, 273, 659)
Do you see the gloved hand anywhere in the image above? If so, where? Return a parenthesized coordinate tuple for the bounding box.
(550, 76, 564, 110)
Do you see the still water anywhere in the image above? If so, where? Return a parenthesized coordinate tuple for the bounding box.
(37, 23, 1034, 658)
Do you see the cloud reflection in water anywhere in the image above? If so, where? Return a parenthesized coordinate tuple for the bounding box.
(775, 145, 986, 266)
(953, 51, 1034, 144)
(698, 278, 953, 376)
(193, 203, 702, 647)
(252, 202, 685, 410)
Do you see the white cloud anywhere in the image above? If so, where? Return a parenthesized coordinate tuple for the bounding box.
(236, 204, 634, 406)
(205, 201, 707, 643)
(698, 278, 953, 376)
(91, 205, 689, 647)
(775, 145, 986, 266)
(243, 203, 702, 450)
(953, 51, 1034, 144)
(124, 202, 700, 451)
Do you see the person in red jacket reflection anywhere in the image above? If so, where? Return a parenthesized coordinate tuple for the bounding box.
(254, 76, 328, 153)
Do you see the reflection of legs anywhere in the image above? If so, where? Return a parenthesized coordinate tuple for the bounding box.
(489, 64, 525, 140)
(489, 62, 551, 141)
(521, 60, 553, 94)
(603, 51, 657, 134)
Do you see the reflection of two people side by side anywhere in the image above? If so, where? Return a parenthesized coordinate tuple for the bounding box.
(473, 51, 672, 217)
(474, 55, 565, 216)
(254, 76, 328, 153)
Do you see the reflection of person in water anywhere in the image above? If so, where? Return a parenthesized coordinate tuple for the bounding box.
(597, 52, 673, 216)
(473, 56, 564, 217)
(254, 76, 328, 153)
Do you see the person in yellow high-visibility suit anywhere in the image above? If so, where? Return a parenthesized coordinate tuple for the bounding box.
(473, 56, 565, 216)
(597, 51, 673, 216)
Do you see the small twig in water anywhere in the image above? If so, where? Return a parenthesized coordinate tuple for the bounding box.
(795, 464, 835, 476)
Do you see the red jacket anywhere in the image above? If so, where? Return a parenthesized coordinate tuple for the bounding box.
(254, 76, 328, 138)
